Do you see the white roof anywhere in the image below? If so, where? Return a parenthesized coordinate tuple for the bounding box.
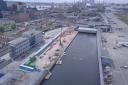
(9, 37, 27, 45)
(78, 27, 97, 33)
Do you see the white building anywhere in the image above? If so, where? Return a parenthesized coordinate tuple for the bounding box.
(22, 30, 43, 47)
(8, 30, 43, 59)
(9, 37, 30, 59)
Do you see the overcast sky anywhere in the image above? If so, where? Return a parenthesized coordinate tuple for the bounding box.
(4, 0, 128, 3)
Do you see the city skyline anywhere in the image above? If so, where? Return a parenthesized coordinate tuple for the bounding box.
(4, 0, 128, 3)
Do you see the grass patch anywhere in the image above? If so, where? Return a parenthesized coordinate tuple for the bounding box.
(115, 13, 128, 24)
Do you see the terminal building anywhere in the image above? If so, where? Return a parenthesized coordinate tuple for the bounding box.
(8, 30, 43, 59)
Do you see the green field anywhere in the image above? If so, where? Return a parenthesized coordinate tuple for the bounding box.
(115, 14, 128, 24)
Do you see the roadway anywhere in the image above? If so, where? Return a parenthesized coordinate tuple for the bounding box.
(41, 32, 100, 85)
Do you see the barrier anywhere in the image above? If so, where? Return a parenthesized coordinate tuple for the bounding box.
(97, 29, 105, 85)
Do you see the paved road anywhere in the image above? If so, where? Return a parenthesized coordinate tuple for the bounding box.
(41, 32, 100, 85)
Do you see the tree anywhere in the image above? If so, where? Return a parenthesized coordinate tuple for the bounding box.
(0, 26, 5, 33)
(11, 23, 16, 30)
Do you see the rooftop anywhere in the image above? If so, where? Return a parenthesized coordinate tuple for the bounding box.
(23, 30, 42, 37)
(9, 37, 28, 45)
(0, 73, 13, 84)
(77, 27, 97, 33)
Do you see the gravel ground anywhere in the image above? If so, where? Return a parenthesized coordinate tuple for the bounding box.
(103, 13, 128, 85)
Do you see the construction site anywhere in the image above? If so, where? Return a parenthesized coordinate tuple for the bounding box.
(1, 0, 128, 85)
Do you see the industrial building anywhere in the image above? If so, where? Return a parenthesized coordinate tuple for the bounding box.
(8, 30, 43, 59)
(95, 24, 112, 32)
(22, 30, 43, 47)
(8, 37, 30, 59)
(0, 18, 15, 26)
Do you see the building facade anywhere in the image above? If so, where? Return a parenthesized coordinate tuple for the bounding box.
(22, 30, 43, 47)
(0, 18, 15, 26)
(9, 37, 30, 59)
(9, 30, 43, 59)
(0, 0, 7, 11)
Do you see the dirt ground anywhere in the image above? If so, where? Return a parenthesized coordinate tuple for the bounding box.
(103, 13, 128, 85)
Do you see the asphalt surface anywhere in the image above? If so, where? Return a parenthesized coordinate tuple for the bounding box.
(41, 32, 100, 85)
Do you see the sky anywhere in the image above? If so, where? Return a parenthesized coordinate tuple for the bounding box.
(4, 0, 128, 3)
